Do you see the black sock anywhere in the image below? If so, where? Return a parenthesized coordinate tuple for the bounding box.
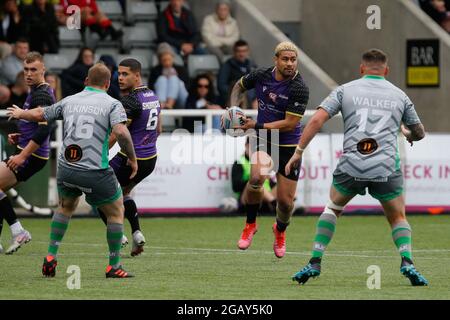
(0, 196, 18, 226)
(310, 257, 322, 264)
(0, 216, 3, 237)
(245, 203, 260, 224)
(276, 219, 289, 232)
(401, 256, 414, 266)
(97, 208, 108, 225)
(124, 198, 140, 234)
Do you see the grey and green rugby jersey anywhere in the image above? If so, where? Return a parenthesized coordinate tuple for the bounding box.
(43, 86, 127, 170)
(320, 75, 421, 179)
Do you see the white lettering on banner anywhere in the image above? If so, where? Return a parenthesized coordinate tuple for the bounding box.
(106, 134, 450, 212)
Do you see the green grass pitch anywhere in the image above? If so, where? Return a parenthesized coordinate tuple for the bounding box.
(0, 215, 449, 300)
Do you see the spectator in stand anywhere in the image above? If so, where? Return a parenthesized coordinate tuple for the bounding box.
(0, 38, 29, 86)
(7, 71, 28, 107)
(202, 0, 239, 63)
(149, 42, 189, 109)
(420, 0, 450, 32)
(217, 40, 257, 107)
(0, 85, 11, 106)
(21, 0, 60, 54)
(60, 47, 94, 97)
(0, 0, 25, 59)
(58, 0, 123, 40)
(157, 0, 205, 58)
(0, 71, 27, 137)
(99, 54, 120, 100)
(183, 73, 222, 132)
(45, 71, 62, 101)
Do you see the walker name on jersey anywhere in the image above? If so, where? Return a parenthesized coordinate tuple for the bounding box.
(66, 104, 108, 116)
(142, 101, 160, 110)
(352, 96, 398, 110)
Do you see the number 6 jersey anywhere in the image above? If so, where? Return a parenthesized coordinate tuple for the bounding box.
(118, 85, 161, 160)
(43, 86, 127, 170)
(319, 75, 422, 179)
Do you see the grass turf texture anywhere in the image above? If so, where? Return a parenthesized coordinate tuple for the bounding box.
(0, 215, 448, 299)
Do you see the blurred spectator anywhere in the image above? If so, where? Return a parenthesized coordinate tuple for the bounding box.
(0, 0, 25, 58)
(22, 0, 60, 54)
(0, 85, 11, 106)
(7, 71, 28, 107)
(60, 47, 94, 97)
(183, 73, 222, 132)
(202, 0, 239, 63)
(58, 0, 123, 40)
(99, 54, 120, 100)
(0, 38, 29, 86)
(231, 137, 277, 213)
(149, 42, 189, 109)
(45, 71, 62, 101)
(420, 0, 450, 32)
(217, 40, 257, 107)
(157, 0, 205, 58)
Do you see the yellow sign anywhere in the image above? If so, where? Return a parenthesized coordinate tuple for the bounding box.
(407, 67, 439, 86)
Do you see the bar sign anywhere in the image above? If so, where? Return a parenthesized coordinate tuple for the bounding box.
(406, 39, 439, 87)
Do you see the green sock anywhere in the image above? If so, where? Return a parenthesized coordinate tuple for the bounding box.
(48, 213, 70, 258)
(311, 212, 337, 259)
(392, 221, 412, 260)
(107, 223, 123, 268)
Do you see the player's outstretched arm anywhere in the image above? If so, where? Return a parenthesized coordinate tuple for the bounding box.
(6, 104, 45, 122)
(285, 108, 330, 175)
(113, 123, 138, 179)
(401, 123, 425, 146)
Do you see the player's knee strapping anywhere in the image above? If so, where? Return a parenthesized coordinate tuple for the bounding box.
(310, 201, 342, 259)
(391, 221, 412, 260)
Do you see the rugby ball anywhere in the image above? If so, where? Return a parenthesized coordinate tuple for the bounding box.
(221, 106, 247, 137)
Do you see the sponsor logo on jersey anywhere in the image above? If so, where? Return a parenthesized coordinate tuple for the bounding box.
(263, 86, 267, 92)
(142, 101, 160, 110)
(279, 94, 289, 100)
(143, 91, 155, 97)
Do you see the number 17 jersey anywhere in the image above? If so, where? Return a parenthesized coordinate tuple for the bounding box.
(319, 75, 421, 179)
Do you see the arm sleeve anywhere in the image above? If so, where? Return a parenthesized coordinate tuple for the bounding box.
(239, 69, 264, 91)
(121, 94, 142, 121)
(286, 81, 309, 118)
(110, 101, 128, 127)
(318, 85, 344, 118)
(231, 162, 247, 193)
(43, 100, 64, 122)
(401, 95, 421, 126)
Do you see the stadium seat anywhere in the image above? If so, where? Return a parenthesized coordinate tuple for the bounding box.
(44, 54, 73, 74)
(58, 48, 79, 64)
(122, 25, 157, 51)
(58, 26, 83, 47)
(97, 1, 123, 22)
(129, 1, 158, 22)
(94, 48, 119, 64)
(187, 55, 220, 78)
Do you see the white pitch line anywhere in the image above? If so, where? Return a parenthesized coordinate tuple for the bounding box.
(29, 241, 446, 260)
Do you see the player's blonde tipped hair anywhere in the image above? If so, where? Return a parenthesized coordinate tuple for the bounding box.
(87, 62, 111, 87)
(274, 41, 298, 57)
